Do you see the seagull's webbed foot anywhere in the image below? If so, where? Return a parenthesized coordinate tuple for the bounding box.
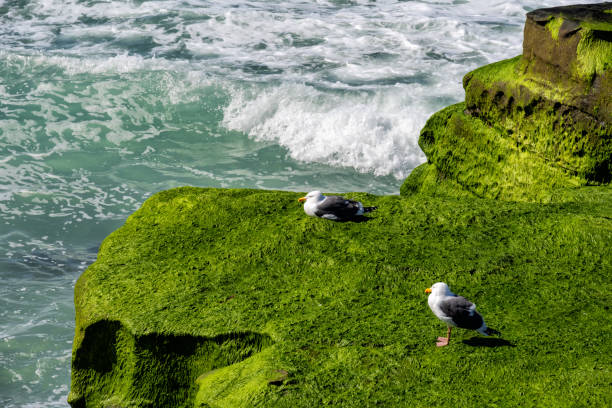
(436, 337, 449, 347)
(436, 327, 452, 347)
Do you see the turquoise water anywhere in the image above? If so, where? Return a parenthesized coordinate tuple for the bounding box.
(0, 0, 588, 406)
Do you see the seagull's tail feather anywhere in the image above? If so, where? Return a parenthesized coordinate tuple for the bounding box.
(483, 327, 501, 336)
(363, 206, 377, 213)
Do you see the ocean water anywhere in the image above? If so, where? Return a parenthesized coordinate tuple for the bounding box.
(0, 0, 590, 406)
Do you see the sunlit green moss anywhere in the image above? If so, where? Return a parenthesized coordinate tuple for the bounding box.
(463, 55, 578, 104)
(460, 51, 611, 185)
(70, 186, 612, 407)
(399, 162, 477, 198)
(546, 17, 564, 41)
(405, 103, 589, 202)
(576, 29, 612, 78)
(195, 347, 280, 407)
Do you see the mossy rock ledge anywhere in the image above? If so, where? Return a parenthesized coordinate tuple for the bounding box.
(69, 185, 611, 407)
(401, 2, 611, 202)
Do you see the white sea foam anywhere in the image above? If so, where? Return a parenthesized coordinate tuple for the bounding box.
(1, 0, 592, 179)
(210, 0, 589, 177)
(223, 82, 428, 178)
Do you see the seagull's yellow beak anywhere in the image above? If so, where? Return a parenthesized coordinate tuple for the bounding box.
(425, 288, 432, 294)
(298, 197, 306, 203)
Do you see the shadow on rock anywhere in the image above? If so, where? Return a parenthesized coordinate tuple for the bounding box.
(462, 337, 515, 347)
(334, 215, 373, 223)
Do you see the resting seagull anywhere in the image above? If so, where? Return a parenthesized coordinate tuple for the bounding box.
(425, 282, 500, 347)
(298, 190, 377, 221)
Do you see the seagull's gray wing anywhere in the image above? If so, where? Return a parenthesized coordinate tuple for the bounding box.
(314, 195, 362, 219)
(438, 296, 484, 330)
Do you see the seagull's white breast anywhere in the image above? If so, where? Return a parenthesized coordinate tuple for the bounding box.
(303, 200, 319, 217)
(428, 294, 456, 326)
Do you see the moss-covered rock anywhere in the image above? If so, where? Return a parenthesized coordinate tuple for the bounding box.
(404, 3, 611, 199)
(69, 186, 611, 407)
(398, 162, 477, 198)
(413, 102, 586, 202)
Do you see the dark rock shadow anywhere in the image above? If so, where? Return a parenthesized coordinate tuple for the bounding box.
(462, 337, 515, 347)
(71, 320, 274, 407)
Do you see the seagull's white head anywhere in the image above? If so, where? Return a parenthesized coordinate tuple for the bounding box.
(425, 282, 453, 296)
(298, 190, 325, 204)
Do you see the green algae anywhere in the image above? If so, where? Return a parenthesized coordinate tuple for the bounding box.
(580, 21, 612, 31)
(406, 103, 589, 202)
(399, 162, 477, 199)
(463, 55, 576, 108)
(546, 17, 564, 41)
(70, 186, 612, 407)
(195, 347, 280, 407)
(576, 29, 612, 78)
(461, 53, 611, 186)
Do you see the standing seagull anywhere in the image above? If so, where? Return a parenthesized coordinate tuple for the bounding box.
(298, 191, 377, 221)
(425, 282, 500, 347)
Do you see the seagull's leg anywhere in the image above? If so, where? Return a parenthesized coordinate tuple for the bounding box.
(436, 326, 451, 347)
